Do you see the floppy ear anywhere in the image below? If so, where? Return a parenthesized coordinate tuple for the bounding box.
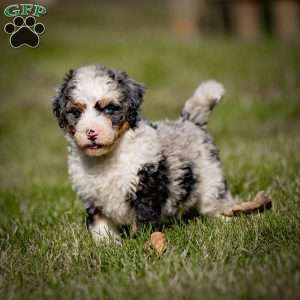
(126, 78, 145, 128)
(52, 69, 74, 129)
(115, 71, 145, 128)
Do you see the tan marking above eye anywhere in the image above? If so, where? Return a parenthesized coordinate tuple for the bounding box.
(97, 98, 110, 109)
(67, 100, 87, 112)
(96, 98, 119, 109)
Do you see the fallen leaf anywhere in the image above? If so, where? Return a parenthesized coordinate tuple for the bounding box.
(146, 232, 167, 255)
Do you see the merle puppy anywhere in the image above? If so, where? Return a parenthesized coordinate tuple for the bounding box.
(53, 65, 270, 242)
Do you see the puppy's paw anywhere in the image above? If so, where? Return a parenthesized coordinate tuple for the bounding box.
(91, 230, 122, 245)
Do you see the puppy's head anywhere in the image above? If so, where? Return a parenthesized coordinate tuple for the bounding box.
(53, 65, 144, 156)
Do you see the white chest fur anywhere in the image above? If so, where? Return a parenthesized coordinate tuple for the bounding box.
(67, 123, 161, 225)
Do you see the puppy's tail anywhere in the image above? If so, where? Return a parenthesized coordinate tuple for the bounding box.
(181, 80, 224, 128)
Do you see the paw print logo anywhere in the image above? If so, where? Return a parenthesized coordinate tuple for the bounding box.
(4, 16, 45, 48)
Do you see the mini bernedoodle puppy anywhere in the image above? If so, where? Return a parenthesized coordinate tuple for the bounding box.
(52, 64, 271, 242)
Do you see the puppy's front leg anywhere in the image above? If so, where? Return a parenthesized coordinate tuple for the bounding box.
(129, 159, 169, 233)
(86, 206, 120, 243)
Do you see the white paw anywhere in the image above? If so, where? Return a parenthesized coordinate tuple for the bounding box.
(91, 229, 122, 244)
(89, 220, 122, 245)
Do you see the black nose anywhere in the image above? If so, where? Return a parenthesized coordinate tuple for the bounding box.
(86, 129, 98, 141)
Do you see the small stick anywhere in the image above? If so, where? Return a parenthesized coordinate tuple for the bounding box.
(222, 191, 272, 217)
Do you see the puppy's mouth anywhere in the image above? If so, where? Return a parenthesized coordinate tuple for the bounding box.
(84, 143, 106, 150)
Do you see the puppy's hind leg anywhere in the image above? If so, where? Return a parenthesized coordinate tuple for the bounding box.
(197, 183, 235, 218)
(196, 170, 272, 218)
(194, 137, 272, 217)
(196, 150, 235, 217)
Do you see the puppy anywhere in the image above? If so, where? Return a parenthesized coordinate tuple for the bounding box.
(52, 65, 270, 242)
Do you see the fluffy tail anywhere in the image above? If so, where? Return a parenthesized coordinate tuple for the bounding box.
(181, 80, 225, 127)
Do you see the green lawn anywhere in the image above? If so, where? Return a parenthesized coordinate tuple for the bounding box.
(0, 2, 300, 300)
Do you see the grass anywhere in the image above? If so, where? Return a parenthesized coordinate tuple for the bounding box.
(0, 2, 300, 299)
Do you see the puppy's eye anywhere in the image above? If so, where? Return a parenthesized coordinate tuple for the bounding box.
(96, 103, 121, 114)
(104, 104, 119, 114)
